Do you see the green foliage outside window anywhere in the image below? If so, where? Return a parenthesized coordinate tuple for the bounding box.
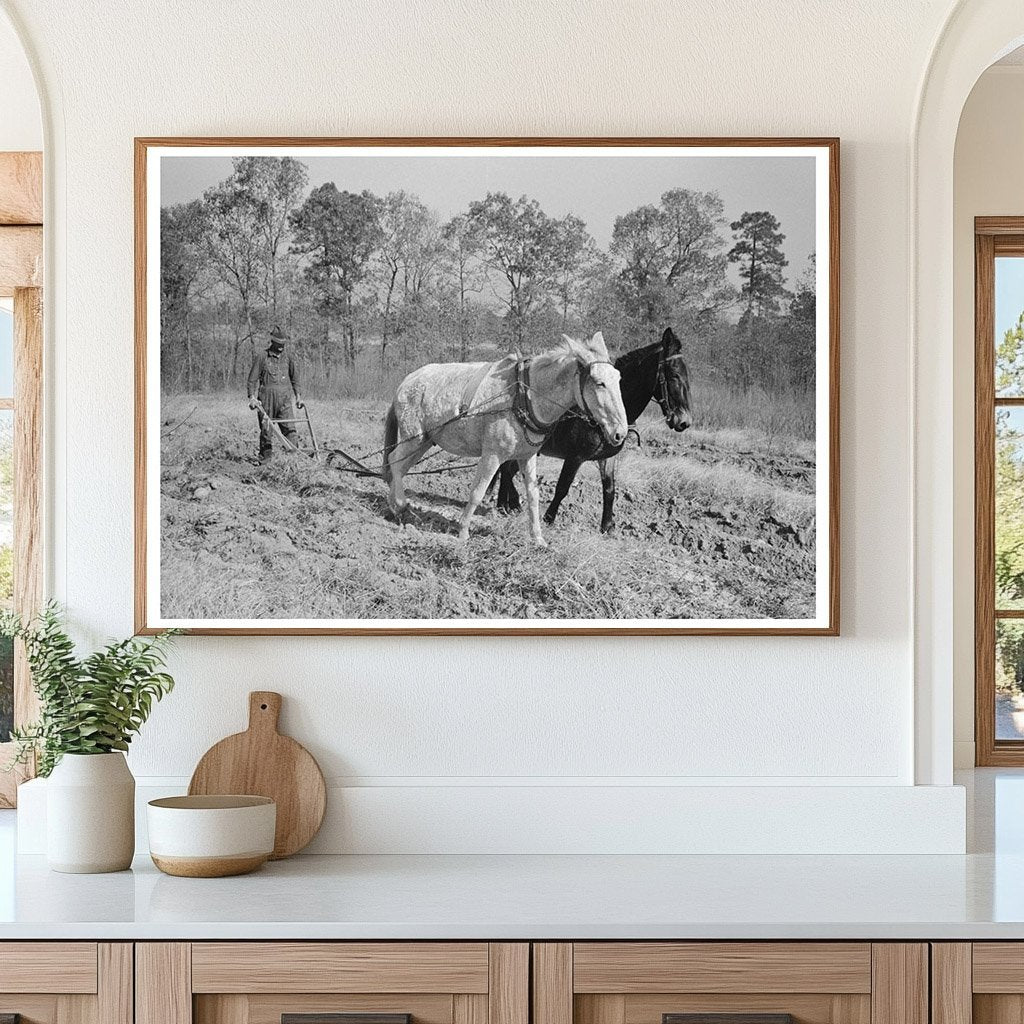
(995, 312, 1024, 695)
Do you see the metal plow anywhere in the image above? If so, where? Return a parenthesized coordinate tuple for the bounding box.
(253, 401, 474, 479)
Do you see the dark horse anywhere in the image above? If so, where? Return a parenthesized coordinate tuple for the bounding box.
(494, 327, 692, 534)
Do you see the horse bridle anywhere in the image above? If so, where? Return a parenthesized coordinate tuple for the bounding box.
(572, 359, 616, 425)
(655, 352, 687, 416)
(514, 357, 615, 442)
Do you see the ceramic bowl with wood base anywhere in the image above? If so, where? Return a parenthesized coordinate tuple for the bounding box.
(147, 795, 276, 877)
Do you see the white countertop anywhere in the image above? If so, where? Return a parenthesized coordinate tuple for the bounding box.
(0, 849, 1022, 940)
(1, 769, 1022, 941)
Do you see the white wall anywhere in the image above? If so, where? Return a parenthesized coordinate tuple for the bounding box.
(952, 65, 1024, 767)
(3, 0, 971, 851)
(0, 12, 39, 152)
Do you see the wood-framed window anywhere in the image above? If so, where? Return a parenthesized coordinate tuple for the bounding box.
(0, 151, 43, 806)
(974, 217, 1024, 765)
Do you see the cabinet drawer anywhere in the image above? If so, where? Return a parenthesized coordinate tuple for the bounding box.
(0, 942, 98, 994)
(533, 944, 925, 1024)
(140, 943, 528, 1024)
(973, 943, 1024, 992)
(191, 943, 491, 994)
(572, 944, 872, 994)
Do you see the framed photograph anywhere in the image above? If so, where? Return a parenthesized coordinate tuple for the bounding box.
(135, 137, 838, 636)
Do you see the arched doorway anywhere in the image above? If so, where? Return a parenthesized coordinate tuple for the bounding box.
(0, 7, 44, 808)
(914, 1, 1024, 785)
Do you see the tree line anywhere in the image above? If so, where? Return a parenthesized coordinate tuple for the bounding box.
(160, 156, 816, 409)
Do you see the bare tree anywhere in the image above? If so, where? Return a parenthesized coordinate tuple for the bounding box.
(441, 214, 484, 359)
(467, 192, 559, 349)
(376, 192, 442, 366)
(660, 188, 729, 307)
(202, 171, 264, 379)
(160, 200, 207, 389)
(231, 156, 309, 320)
(551, 214, 601, 329)
(610, 204, 671, 339)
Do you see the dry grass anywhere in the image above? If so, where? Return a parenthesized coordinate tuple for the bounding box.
(158, 391, 818, 622)
(691, 378, 815, 442)
(623, 450, 814, 532)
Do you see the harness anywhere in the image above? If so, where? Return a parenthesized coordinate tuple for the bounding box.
(514, 357, 611, 444)
(455, 353, 614, 447)
(655, 352, 687, 415)
(457, 356, 514, 417)
(513, 359, 554, 442)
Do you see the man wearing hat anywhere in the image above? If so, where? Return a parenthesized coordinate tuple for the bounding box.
(247, 325, 304, 464)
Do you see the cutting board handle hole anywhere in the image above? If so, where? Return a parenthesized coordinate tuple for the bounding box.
(260, 703, 268, 710)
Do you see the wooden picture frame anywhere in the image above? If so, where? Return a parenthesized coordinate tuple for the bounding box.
(135, 137, 839, 636)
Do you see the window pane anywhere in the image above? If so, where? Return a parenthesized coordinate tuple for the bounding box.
(0, 306, 12, 399)
(996, 408, 1024, 609)
(998, 619, 1024, 740)
(996, 257, 1024, 396)
(0, 410, 12, 742)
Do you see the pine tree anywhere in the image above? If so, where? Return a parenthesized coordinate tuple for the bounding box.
(728, 211, 788, 316)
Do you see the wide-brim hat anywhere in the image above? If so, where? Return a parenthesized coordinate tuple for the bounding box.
(269, 325, 288, 344)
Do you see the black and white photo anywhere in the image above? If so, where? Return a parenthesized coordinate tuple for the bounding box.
(135, 139, 838, 634)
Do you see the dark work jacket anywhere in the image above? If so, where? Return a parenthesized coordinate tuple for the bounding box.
(247, 349, 300, 398)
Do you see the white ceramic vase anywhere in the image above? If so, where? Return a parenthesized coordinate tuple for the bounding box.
(46, 752, 135, 873)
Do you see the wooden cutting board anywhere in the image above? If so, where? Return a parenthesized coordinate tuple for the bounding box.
(188, 691, 326, 859)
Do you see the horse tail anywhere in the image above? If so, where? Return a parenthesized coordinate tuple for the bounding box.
(382, 403, 398, 484)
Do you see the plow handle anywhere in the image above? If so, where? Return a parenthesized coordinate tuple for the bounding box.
(301, 403, 320, 455)
(253, 400, 303, 454)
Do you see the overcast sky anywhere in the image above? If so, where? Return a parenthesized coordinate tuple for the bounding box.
(161, 151, 818, 289)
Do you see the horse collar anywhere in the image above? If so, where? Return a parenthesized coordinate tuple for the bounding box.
(513, 358, 554, 443)
(573, 361, 603, 427)
(513, 356, 608, 442)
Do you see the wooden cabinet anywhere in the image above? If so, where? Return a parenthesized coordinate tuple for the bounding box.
(136, 944, 528, 1024)
(0, 943, 131, 1024)
(532, 944, 928, 1024)
(0, 937, 965, 1024)
(931, 943, 1024, 1024)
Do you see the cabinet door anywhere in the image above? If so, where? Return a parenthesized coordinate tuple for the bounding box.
(137, 943, 528, 1024)
(0, 943, 131, 1024)
(533, 944, 928, 1024)
(940, 943, 1024, 1024)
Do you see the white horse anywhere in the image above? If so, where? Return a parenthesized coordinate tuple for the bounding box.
(383, 332, 628, 545)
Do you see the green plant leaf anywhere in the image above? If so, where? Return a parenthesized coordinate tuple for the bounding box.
(2, 603, 179, 776)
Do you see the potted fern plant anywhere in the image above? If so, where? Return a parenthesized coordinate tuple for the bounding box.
(2, 604, 177, 873)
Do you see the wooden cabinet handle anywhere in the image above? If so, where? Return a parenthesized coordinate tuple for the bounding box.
(664, 1016, 794, 1024)
(283, 1016, 411, 1024)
